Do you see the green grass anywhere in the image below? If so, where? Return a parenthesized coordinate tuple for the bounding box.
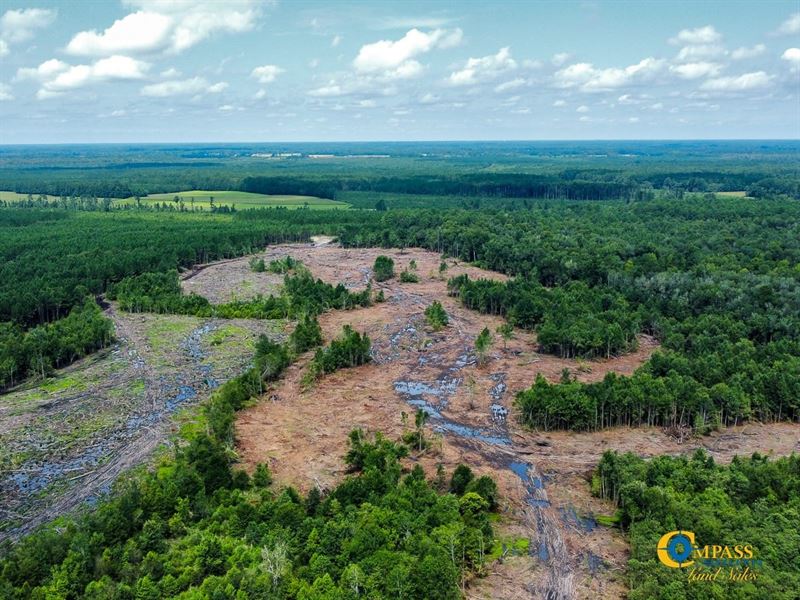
(39, 376, 86, 394)
(595, 512, 622, 527)
(0, 191, 60, 202)
(120, 190, 350, 210)
(488, 536, 530, 561)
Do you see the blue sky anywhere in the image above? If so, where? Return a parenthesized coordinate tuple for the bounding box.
(0, 0, 798, 143)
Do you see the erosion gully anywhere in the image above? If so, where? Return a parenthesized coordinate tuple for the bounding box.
(385, 292, 585, 600)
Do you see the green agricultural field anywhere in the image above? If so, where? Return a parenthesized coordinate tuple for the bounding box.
(0, 191, 61, 202)
(120, 190, 350, 210)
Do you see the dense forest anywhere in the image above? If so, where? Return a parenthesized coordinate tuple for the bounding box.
(1, 141, 798, 201)
(594, 450, 800, 599)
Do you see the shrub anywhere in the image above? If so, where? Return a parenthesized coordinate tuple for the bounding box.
(373, 255, 395, 282)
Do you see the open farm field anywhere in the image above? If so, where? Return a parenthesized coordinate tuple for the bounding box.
(120, 190, 350, 210)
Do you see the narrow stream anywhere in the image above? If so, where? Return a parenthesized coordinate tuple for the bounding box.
(391, 346, 577, 599)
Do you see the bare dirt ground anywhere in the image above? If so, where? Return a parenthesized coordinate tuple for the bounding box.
(225, 243, 800, 600)
(0, 306, 282, 542)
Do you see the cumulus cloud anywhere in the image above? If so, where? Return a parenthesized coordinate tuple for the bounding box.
(675, 44, 727, 61)
(552, 99, 566, 107)
(554, 57, 665, 92)
(700, 71, 772, 91)
(731, 44, 766, 60)
(775, 12, 800, 35)
(331, 35, 342, 47)
(0, 7, 56, 55)
(494, 77, 526, 93)
(307, 81, 345, 97)
(576, 105, 589, 113)
(250, 64, 284, 84)
(782, 47, 800, 70)
(353, 28, 462, 79)
(669, 25, 721, 46)
(65, 0, 261, 56)
(18, 55, 149, 98)
(448, 47, 517, 86)
(140, 76, 227, 97)
(0, 83, 13, 101)
(670, 62, 722, 79)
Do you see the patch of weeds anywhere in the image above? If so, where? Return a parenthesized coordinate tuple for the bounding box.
(487, 537, 531, 561)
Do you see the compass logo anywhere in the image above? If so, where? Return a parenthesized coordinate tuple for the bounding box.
(657, 531, 696, 568)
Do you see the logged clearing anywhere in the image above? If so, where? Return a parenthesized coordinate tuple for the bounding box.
(218, 243, 800, 600)
(0, 306, 284, 542)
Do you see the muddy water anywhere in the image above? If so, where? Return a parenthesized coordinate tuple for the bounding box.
(391, 349, 577, 600)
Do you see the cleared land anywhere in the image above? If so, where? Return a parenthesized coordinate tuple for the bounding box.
(0, 305, 284, 541)
(123, 190, 350, 210)
(191, 243, 800, 600)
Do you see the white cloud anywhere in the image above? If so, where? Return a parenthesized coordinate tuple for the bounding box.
(359, 99, 377, 108)
(353, 28, 462, 79)
(251, 64, 284, 84)
(65, 0, 261, 56)
(331, 35, 342, 47)
(669, 25, 721, 46)
(494, 77, 525, 93)
(308, 82, 344, 97)
(419, 93, 438, 105)
(676, 44, 727, 61)
(20, 55, 149, 97)
(775, 12, 800, 35)
(551, 52, 570, 66)
(576, 105, 589, 113)
(1, 8, 56, 47)
(628, 116, 640, 123)
(618, 93, 638, 104)
(160, 67, 180, 78)
(552, 99, 566, 107)
(448, 47, 517, 86)
(555, 57, 665, 92)
(579, 115, 590, 122)
(670, 62, 722, 79)
(782, 48, 800, 70)
(140, 76, 227, 97)
(254, 89, 267, 99)
(731, 44, 766, 60)
(111, 109, 126, 117)
(700, 71, 772, 91)
(48, 56, 149, 91)
(66, 11, 172, 56)
(16, 58, 70, 81)
(0, 83, 12, 101)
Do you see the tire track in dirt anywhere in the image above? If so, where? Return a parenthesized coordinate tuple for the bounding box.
(0, 307, 224, 544)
